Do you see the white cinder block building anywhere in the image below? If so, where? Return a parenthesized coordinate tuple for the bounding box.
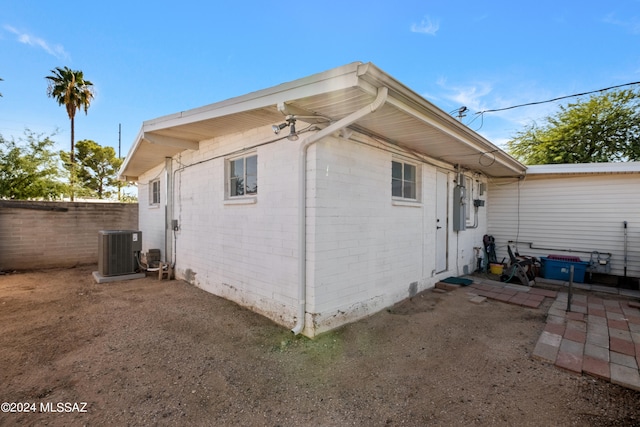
(119, 62, 526, 337)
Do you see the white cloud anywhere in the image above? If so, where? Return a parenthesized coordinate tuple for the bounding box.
(436, 78, 493, 112)
(4, 25, 69, 59)
(603, 13, 640, 34)
(410, 16, 439, 35)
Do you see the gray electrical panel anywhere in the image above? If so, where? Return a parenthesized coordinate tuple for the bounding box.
(453, 185, 466, 231)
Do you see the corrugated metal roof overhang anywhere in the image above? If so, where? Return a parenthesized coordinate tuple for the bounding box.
(119, 62, 526, 181)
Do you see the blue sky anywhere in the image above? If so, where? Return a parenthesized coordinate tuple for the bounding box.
(1, 1, 639, 158)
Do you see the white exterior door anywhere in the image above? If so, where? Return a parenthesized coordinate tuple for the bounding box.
(435, 170, 448, 273)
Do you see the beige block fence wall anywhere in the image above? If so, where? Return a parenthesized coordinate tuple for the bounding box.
(0, 201, 138, 271)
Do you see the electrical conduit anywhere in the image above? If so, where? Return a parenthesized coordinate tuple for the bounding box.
(291, 86, 388, 335)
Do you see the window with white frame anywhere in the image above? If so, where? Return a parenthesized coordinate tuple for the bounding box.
(149, 179, 160, 205)
(392, 160, 417, 200)
(228, 154, 257, 197)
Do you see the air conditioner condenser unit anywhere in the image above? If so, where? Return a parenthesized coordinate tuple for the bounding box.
(98, 230, 142, 276)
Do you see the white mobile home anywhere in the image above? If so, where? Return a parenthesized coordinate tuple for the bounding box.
(119, 62, 526, 337)
(488, 162, 640, 281)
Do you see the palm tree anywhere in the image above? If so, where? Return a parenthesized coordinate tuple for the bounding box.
(46, 67, 94, 200)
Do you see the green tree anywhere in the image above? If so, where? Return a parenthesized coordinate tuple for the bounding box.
(46, 67, 94, 200)
(61, 140, 123, 199)
(506, 88, 640, 164)
(0, 130, 65, 200)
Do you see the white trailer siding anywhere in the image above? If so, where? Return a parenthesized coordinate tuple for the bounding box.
(488, 168, 640, 278)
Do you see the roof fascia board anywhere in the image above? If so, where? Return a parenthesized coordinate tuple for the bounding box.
(120, 174, 138, 182)
(357, 63, 453, 119)
(356, 63, 526, 176)
(120, 63, 365, 180)
(143, 63, 363, 134)
(143, 133, 199, 150)
(277, 102, 316, 118)
(390, 97, 524, 175)
(118, 127, 144, 180)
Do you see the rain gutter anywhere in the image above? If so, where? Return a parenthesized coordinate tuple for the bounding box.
(291, 86, 388, 335)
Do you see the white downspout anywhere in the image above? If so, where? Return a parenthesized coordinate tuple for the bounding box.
(164, 157, 173, 265)
(291, 86, 389, 335)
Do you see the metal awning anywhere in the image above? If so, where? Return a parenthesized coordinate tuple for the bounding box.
(119, 62, 526, 181)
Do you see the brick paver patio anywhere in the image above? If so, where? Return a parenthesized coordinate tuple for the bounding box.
(458, 278, 640, 392)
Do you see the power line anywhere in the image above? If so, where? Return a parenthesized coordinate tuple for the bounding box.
(478, 80, 640, 114)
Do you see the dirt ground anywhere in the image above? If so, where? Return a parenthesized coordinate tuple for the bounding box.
(1, 265, 639, 426)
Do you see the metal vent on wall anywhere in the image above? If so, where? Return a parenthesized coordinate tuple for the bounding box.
(98, 230, 142, 276)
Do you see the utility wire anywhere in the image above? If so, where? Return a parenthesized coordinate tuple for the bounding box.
(478, 80, 640, 114)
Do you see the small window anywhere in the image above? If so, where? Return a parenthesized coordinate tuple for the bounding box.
(149, 179, 160, 205)
(392, 160, 417, 199)
(228, 154, 257, 197)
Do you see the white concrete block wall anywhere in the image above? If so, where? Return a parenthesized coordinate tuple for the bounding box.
(307, 136, 489, 334)
(138, 163, 167, 257)
(0, 201, 138, 270)
(167, 126, 300, 327)
(136, 126, 490, 337)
